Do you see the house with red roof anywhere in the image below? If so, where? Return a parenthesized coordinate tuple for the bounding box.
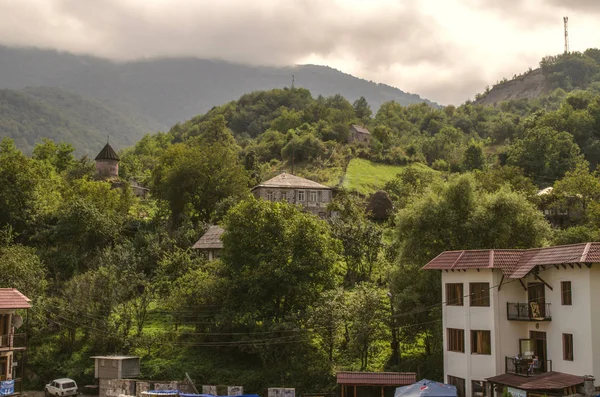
(423, 243, 600, 397)
(0, 288, 31, 395)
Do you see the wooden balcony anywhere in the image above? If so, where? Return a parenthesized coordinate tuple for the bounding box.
(505, 356, 552, 377)
(0, 334, 26, 351)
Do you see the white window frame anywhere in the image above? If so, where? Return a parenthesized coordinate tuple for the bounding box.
(281, 191, 287, 201)
(298, 190, 305, 201)
(309, 190, 318, 202)
(266, 191, 274, 201)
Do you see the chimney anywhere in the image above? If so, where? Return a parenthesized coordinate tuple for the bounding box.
(582, 375, 595, 396)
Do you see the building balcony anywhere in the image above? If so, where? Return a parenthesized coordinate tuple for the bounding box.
(505, 356, 552, 377)
(0, 334, 26, 351)
(507, 302, 551, 321)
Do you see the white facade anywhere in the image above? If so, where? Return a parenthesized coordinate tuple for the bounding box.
(441, 265, 600, 397)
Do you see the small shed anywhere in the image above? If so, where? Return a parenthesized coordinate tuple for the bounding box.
(192, 226, 224, 261)
(92, 355, 140, 397)
(337, 372, 417, 397)
(348, 125, 371, 145)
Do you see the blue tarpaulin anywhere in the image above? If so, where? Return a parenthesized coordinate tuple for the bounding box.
(180, 395, 260, 397)
(0, 380, 15, 396)
(144, 391, 180, 395)
(395, 380, 457, 397)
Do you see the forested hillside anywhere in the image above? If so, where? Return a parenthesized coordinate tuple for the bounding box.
(4, 49, 600, 395)
(0, 87, 159, 154)
(0, 46, 436, 138)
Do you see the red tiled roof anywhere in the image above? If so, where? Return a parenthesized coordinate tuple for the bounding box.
(423, 242, 600, 279)
(486, 371, 584, 390)
(336, 372, 416, 386)
(0, 289, 31, 309)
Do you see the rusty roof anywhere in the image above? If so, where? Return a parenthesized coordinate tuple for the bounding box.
(252, 173, 331, 190)
(423, 242, 600, 278)
(351, 125, 371, 135)
(192, 225, 224, 250)
(336, 372, 416, 386)
(486, 372, 584, 390)
(0, 289, 31, 309)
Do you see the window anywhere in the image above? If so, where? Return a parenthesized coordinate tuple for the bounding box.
(446, 283, 464, 306)
(281, 191, 287, 201)
(447, 328, 465, 352)
(266, 191, 274, 201)
(563, 333, 574, 361)
(561, 281, 572, 305)
(447, 376, 465, 397)
(309, 190, 318, 202)
(298, 190, 305, 201)
(470, 282, 490, 307)
(471, 330, 491, 354)
(471, 381, 486, 397)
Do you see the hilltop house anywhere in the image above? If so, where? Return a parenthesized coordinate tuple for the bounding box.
(423, 243, 600, 397)
(251, 173, 333, 218)
(192, 225, 224, 261)
(348, 125, 371, 145)
(0, 288, 31, 395)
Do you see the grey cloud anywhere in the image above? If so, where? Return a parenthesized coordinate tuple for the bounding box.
(466, 0, 560, 27)
(547, 0, 600, 13)
(1, 0, 458, 71)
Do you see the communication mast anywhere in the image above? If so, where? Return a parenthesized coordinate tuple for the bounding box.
(563, 16, 569, 53)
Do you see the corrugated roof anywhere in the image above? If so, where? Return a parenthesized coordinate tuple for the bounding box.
(192, 225, 224, 250)
(336, 372, 416, 386)
(253, 173, 330, 190)
(95, 143, 120, 161)
(90, 355, 139, 360)
(351, 125, 371, 135)
(486, 371, 583, 390)
(423, 243, 600, 278)
(0, 289, 31, 309)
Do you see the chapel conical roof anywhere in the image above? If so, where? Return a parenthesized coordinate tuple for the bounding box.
(95, 143, 120, 161)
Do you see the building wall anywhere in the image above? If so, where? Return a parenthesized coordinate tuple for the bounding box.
(96, 359, 120, 379)
(96, 160, 119, 177)
(120, 358, 141, 378)
(441, 265, 600, 397)
(442, 269, 498, 397)
(590, 265, 600, 381)
(253, 187, 332, 216)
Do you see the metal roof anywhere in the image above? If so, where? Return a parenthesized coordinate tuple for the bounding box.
(192, 225, 224, 250)
(486, 371, 584, 390)
(423, 242, 600, 278)
(252, 173, 330, 190)
(336, 372, 416, 386)
(0, 288, 31, 309)
(95, 143, 120, 161)
(90, 355, 139, 360)
(351, 125, 371, 135)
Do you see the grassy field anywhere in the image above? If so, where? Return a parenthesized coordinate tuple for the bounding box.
(342, 159, 435, 196)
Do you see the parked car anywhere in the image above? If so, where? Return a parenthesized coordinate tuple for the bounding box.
(45, 378, 78, 397)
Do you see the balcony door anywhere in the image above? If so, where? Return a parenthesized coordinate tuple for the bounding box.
(528, 282, 546, 318)
(530, 331, 548, 372)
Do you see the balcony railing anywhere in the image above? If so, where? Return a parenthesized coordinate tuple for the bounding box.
(507, 302, 551, 321)
(505, 356, 552, 376)
(0, 334, 26, 350)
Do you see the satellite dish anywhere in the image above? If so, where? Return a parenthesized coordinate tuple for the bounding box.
(12, 315, 23, 329)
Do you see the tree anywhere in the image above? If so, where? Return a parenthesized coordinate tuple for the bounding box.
(152, 141, 249, 224)
(220, 198, 341, 325)
(462, 141, 486, 171)
(507, 126, 584, 184)
(553, 162, 600, 211)
(308, 288, 347, 363)
(353, 97, 372, 120)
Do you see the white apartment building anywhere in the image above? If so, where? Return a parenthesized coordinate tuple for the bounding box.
(423, 243, 600, 397)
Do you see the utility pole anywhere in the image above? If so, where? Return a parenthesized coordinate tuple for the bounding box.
(291, 74, 295, 89)
(564, 16, 569, 54)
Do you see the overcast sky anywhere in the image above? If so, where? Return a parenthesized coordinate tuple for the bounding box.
(2, 0, 600, 104)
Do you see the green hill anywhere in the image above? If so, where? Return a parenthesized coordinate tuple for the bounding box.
(0, 86, 157, 154)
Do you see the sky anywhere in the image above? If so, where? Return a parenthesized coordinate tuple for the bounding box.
(1, 0, 600, 105)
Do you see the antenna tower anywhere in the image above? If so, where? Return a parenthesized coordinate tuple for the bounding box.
(291, 74, 295, 89)
(563, 16, 569, 53)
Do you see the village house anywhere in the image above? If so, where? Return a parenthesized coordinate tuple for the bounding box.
(251, 172, 334, 218)
(0, 288, 31, 396)
(348, 125, 371, 145)
(192, 225, 224, 261)
(423, 242, 600, 397)
(537, 187, 583, 228)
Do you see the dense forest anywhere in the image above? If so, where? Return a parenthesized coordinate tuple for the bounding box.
(3, 49, 600, 394)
